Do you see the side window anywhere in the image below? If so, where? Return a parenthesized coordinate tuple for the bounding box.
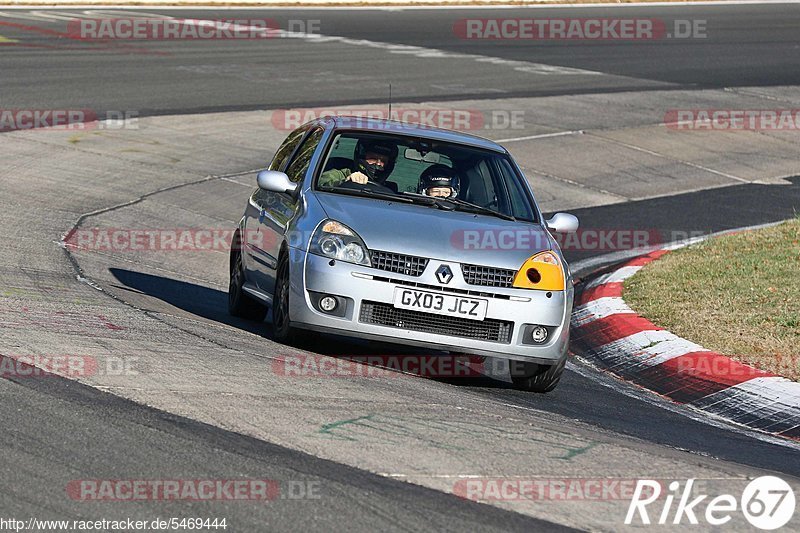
(285, 128, 325, 183)
(269, 126, 307, 171)
(498, 159, 535, 222)
(327, 135, 357, 160)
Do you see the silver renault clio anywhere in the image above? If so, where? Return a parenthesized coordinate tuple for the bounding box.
(229, 116, 579, 392)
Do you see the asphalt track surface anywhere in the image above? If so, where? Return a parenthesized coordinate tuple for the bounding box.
(1, 4, 800, 532)
(0, 4, 799, 114)
(1, 356, 570, 532)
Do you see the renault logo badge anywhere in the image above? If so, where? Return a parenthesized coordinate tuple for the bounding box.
(436, 265, 453, 284)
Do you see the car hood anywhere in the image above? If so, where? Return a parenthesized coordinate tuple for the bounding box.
(314, 192, 554, 270)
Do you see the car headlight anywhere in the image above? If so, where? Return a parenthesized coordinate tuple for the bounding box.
(310, 220, 371, 266)
(512, 251, 565, 291)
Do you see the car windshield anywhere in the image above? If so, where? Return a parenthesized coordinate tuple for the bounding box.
(315, 132, 537, 222)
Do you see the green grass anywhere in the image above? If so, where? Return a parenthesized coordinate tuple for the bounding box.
(624, 217, 800, 381)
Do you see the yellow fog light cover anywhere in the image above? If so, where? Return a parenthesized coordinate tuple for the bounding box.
(512, 251, 565, 291)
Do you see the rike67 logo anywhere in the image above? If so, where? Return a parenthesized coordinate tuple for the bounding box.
(626, 476, 795, 530)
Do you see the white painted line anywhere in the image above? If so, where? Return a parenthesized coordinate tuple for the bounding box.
(219, 176, 254, 187)
(7, 11, 607, 79)
(161, 18, 603, 77)
(591, 133, 752, 184)
(662, 235, 708, 250)
(495, 130, 583, 143)
(300, 32, 603, 76)
(0, 8, 168, 21)
(84, 9, 171, 17)
(662, 221, 786, 251)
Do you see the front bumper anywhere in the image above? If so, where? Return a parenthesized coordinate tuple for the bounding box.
(287, 248, 573, 363)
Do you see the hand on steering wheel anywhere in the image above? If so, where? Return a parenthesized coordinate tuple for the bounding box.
(347, 171, 371, 185)
(340, 173, 394, 194)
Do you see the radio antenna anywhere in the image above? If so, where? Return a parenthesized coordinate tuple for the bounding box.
(388, 84, 392, 118)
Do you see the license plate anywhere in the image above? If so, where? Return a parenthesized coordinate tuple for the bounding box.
(392, 288, 488, 321)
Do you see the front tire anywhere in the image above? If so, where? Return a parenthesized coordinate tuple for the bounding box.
(272, 251, 298, 344)
(228, 238, 268, 321)
(509, 355, 566, 393)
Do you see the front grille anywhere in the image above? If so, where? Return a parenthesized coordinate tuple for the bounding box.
(370, 250, 428, 277)
(461, 263, 516, 288)
(359, 301, 513, 343)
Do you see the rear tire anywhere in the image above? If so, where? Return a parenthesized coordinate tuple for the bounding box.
(228, 235, 268, 321)
(272, 251, 299, 344)
(509, 355, 566, 393)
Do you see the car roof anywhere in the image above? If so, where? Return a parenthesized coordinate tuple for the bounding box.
(316, 115, 508, 153)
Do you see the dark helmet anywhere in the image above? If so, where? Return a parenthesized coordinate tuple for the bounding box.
(418, 164, 460, 199)
(354, 138, 398, 182)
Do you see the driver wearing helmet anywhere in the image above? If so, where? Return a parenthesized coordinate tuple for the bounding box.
(319, 138, 399, 191)
(418, 164, 459, 199)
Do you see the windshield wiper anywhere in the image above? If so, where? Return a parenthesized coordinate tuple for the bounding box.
(400, 191, 455, 209)
(438, 197, 516, 221)
(324, 185, 414, 203)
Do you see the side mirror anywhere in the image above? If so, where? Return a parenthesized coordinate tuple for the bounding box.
(546, 212, 579, 233)
(257, 170, 298, 196)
